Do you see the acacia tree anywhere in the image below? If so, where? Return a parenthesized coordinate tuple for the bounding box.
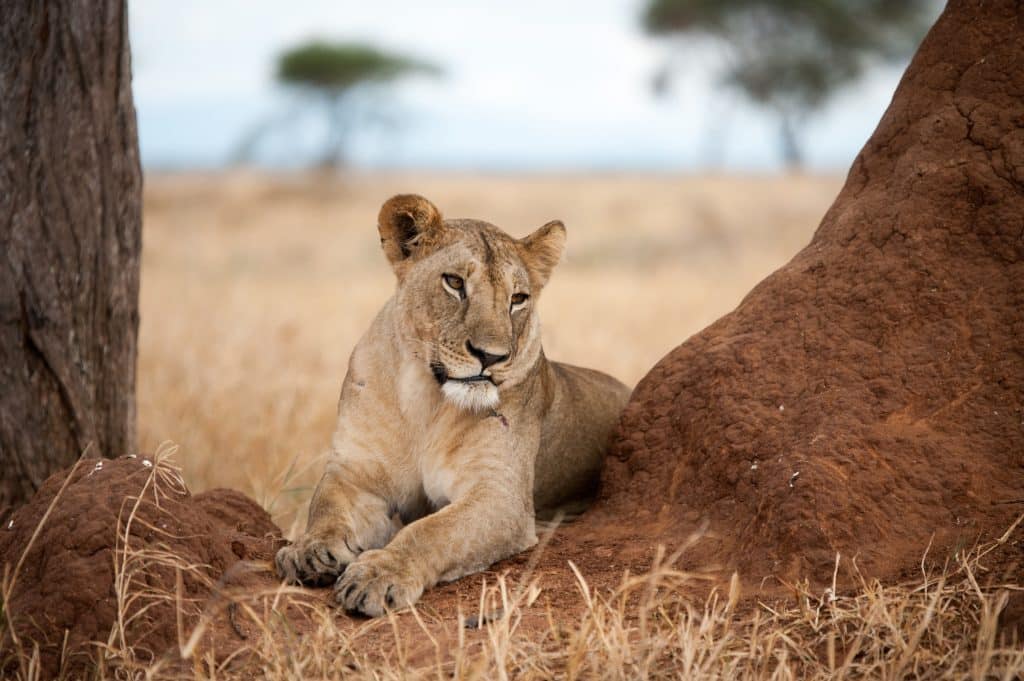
(644, 0, 933, 167)
(273, 41, 439, 168)
(0, 1, 142, 516)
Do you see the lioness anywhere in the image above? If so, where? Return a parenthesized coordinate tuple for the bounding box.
(276, 194, 630, 616)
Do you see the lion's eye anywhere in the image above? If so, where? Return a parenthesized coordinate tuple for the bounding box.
(511, 293, 529, 306)
(442, 274, 465, 295)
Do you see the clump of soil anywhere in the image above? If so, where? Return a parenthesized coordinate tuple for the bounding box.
(0, 456, 280, 677)
(601, 0, 1024, 587)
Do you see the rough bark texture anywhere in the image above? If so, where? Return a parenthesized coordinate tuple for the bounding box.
(0, 1, 142, 518)
(603, 0, 1024, 586)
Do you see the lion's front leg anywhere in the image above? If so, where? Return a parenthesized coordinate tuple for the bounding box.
(275, 460, 398, 587)
(335, 477, 537, 617)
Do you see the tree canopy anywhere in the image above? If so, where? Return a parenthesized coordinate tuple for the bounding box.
(277, 42, 439, 93)
(263, 40, 439, 168)
(644, 0, 934, 165)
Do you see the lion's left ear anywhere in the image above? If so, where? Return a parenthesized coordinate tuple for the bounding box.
(520, 220, 566, 288)
(377, 194, 444, 268)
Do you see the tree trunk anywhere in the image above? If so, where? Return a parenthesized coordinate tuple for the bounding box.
(0, 1, 142, 518)
(778, 110, 803, 170)
(320, 92, 352, 170)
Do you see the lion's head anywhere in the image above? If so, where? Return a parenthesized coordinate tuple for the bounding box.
(377, 194, 565, 412)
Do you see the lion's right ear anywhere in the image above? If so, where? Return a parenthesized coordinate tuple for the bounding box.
(377, 194, 444, 267)
(520, 219, 566, 289)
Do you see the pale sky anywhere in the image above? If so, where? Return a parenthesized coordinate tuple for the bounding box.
(128, 0, 936, 171)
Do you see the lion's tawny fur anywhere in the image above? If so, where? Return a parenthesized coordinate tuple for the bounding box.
(275, 195, 631, 616)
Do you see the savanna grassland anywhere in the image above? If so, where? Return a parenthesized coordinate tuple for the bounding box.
(118, 172, 1024, 679)
(137, 171, 840, 532)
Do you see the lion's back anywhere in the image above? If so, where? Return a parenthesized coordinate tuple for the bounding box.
(533, 361, 631, 515)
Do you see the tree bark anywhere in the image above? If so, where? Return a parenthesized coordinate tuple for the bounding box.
(0, 1, 142, 517)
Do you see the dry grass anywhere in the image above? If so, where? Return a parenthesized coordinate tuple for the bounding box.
(174, 536, 1024, 680)
(138, 170, 842, 530)
(4, 449, 1022, 679)
(4, 172, 1022, 677)
(285, 550, 1021, 680)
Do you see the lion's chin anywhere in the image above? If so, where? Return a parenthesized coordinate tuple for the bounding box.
(440, 380, 500, 412)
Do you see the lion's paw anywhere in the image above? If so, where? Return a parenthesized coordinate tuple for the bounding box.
(333, 549, 424, 617)
(275, 534, 359, 587)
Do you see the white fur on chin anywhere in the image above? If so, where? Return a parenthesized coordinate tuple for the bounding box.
(441, 380, 500, 412)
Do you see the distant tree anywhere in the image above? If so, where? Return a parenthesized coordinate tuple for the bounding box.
(271, 41, 439, 168)
(644, 0, 934, 167)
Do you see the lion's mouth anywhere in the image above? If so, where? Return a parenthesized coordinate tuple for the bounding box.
(430, 362, 448, 385)
(450, 375, 493, 384)
(430, 362, 495, 386)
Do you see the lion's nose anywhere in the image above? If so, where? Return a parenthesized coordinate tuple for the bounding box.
(465, 340, 510, 370)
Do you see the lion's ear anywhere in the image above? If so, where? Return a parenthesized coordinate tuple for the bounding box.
(520, 220, 566, 288)
(377, 194, 444, 267)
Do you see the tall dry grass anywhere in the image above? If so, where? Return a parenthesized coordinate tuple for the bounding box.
(137, 171, 842, 530)
(174, 531, 1024, 680)
(4, 450, 1022, 679)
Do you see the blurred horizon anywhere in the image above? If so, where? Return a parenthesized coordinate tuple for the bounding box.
(129, 0, 941, 173)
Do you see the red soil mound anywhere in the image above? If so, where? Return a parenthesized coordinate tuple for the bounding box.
(602, 0, 1024, 586)
(0, 457, 280, 677)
